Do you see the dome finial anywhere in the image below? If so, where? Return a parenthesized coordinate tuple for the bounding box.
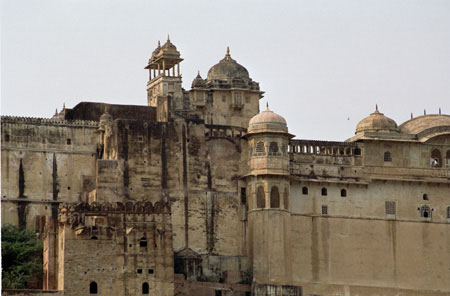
(55, 108, 58, 116)
(266, 102, 269, 110)
(424, 109, 426, 115)
(439, 107, 441, 115)
(411, 112, 413, 119)
(158, 40, 161, 47)
(375, 104, 378, 112)
(167, 34, 170, 42)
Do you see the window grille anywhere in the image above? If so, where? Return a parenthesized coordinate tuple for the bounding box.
(321, 205, 328, 215)
(384, 151, 392, 162)
(420, 205, 431, 218)
(446, 206, 450, 219)
(255, 141, 265, 153)
(269, 142, 279, 153)
(385, 201, 395, 215)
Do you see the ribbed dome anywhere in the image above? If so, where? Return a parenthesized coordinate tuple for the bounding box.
(356, 107, 399, 134)
(400, 114, 450, 135)
(207, 47, 250, 82)
(248, 106, 288, 134)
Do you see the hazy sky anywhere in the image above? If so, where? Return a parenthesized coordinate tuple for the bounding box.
(2, 0, 450, 140)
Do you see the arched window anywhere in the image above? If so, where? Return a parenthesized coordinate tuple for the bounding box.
(139, 237, 147, 247)
(142, 282, 149, 294)
(270, 187, 280, 208)
(283, 189, 289, 210)
(321, 188, 327, 196)
(256, 186, 265, 208)
(423, 194, 428, 201)
(420, 205, 431, 218)
(431, 149, 442, 167)
(384, 151, 392, 162)
(340, 189, 347, 197)
(255, 141, 265, 153)
(302, 187, 308, 195)
(90, 282, 98, 294)
(269, 142, 279, 153)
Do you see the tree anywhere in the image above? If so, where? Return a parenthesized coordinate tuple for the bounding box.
(1, 224, 43, 289)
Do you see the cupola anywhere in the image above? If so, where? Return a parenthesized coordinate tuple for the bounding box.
(355, 106, 399, 135)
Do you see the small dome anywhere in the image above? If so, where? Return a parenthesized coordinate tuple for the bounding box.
(207, 47, 250, 82)
(248, 106, 288, 134)
(356, 106, 399, 134)
(191, 71, 206, 88)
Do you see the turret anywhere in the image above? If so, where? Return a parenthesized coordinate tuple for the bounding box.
(145, 37, 184, 110)
(243, 106, 295, 286)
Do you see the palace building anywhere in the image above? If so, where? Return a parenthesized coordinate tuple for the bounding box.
(1, 38, 449, 296)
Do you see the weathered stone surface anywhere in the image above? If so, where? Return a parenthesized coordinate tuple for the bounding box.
(1, 41, 450, 296)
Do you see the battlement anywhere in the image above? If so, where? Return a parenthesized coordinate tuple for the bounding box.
(1, 116, 98, 128)
(59, 201, 171, 217)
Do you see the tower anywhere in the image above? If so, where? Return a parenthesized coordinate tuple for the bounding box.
(190, 47, 264, 128)
(244, 106, 296, 292)
(145, 37, 184, 110)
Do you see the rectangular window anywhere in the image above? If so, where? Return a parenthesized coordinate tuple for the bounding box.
(385, 201, 395, 215)
(233, 93, 242, 105)
(321, 205, 328, 215)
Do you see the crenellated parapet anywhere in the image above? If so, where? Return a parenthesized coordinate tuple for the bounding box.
(58, 201, 172, 235)
(1, 115, 98, 127)
(59, 201, 170, 218)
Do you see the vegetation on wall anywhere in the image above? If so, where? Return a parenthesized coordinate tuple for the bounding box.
(1, 224, 43, 289)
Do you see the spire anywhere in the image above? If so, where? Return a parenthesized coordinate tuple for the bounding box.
(411, 112, 413, 119)
(439, 107, 441, 115)
(424, 109, 426, 115)
(63, 103, 66, 110)
(375, 104, 378, 112)
(266, 102, 269, 110)
(158, 40, 161, 47)
(167, 34, 170, 42)
(55, 108, 58, 116)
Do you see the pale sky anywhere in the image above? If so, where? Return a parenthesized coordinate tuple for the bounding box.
(2, 0, 450, 140)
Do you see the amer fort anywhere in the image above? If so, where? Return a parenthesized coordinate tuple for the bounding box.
(1, 39, 450, 296)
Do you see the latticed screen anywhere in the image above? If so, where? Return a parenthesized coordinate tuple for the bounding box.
(385, 201, 395, 215)
(321, 205, 328, 215)
(255, 141, 265, 153)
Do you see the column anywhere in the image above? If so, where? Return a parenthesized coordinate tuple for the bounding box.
(162, 60, 165, 76)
